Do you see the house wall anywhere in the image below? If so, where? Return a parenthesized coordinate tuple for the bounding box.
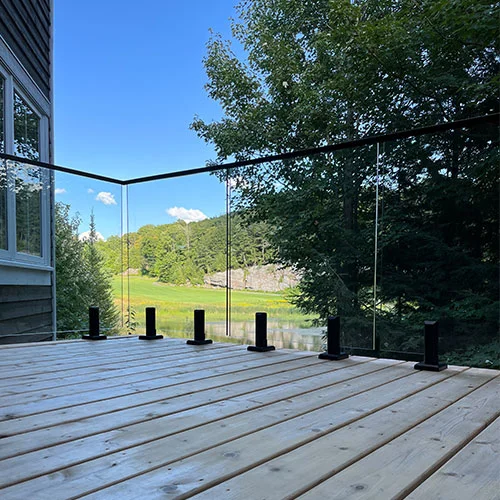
(0, 285, 52, 343)
(0, 0, 54, 343)
(0, 0, 51, 99)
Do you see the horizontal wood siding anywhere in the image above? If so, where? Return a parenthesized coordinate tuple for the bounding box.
(0, 0, 51, 98)
(0, 285, 53, 343)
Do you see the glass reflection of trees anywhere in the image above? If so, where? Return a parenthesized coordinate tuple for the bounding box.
(14, 92, 42, 256)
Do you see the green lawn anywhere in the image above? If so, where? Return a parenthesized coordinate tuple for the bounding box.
(112, 275, 311, 327)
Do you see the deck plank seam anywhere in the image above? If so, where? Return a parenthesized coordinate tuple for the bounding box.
(0, 344, 235, 371)
(0, 338, 227, 362)
(0, 359, 373, 460)
(0, 359, 392, 463)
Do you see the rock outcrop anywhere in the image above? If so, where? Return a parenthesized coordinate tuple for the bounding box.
(204, 264, 299, 292)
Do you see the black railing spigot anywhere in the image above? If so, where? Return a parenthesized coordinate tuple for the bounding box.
(187, 309, 213, 345)
(82, 306, 107, 340)
(139, 307, 163, 340)
(319, 316, 348, 360)
(248, 312, 275, 352)
(414, 321, 448, 371)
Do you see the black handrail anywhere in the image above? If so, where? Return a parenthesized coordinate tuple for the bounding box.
(0, 113, 497, 186)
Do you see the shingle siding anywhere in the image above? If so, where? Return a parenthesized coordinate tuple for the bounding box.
(0, 0, 51, 98)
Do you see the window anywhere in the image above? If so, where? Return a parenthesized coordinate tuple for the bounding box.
(0, 62, 50, 269)
(14, 92, 42, 257)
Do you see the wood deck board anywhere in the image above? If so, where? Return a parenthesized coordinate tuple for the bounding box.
(0, 360, 406, 491)
(0, 341, 235, 380)
(0, 357, 373, 460)
(0, 348, 271, 411)
(0, 338, 497, 500)
(0, 347, 252, 403)
(406, 416, 500, 500)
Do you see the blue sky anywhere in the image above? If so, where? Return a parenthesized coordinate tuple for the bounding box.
(53, 0, 239, 237)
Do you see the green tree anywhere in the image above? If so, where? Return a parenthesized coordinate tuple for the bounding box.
(83, 212, 120, 329)
(191, 0, 499, 351)
(55, 203, 88, 332)
(55, 203, 119, 335)
(96, 235, 122, 274)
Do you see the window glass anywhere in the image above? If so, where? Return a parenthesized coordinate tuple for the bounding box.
(14, 92, 42, 256)
(0, 77, 6, 250)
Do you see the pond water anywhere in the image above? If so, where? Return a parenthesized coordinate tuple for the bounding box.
(150, 320, 325, 352)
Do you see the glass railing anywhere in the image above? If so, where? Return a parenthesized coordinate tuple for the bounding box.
(377, 122, 499, 364)
(1, 114, 497, 367)
(53, 167, 125, 338)
(126, 172, 227, 340)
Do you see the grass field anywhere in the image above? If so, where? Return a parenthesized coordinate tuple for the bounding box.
(112, 276, 313, 338)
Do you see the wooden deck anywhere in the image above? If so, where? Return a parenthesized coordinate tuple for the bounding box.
(0, 337, 498, 500)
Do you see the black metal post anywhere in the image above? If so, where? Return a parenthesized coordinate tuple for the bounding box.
(319, 316, 348, 360)
(139, 307, 163, 340)
(82, 306, 107, 340)
(414, 321, 447, 371)
(248, 312, 275, 352)
(187, 309, 213, 345)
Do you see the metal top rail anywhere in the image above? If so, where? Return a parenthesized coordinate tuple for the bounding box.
(0, 113, 497, 185)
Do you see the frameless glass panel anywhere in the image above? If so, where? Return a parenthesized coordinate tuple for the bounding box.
(53, 171, 123, 338)
(228, 146, 377, 352)
(0, 77, 6, 249)
(377, 123, 499, 367)
(127, 171, 227, 340)
(13, 92, 42, 255)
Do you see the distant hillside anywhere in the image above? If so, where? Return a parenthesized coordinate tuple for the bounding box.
(97, 214, 277, 286)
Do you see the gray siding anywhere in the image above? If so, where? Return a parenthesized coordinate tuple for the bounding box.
(0, 0, 51, 98)
(0, 285, 53, 343)
(0, 1, 54, 344)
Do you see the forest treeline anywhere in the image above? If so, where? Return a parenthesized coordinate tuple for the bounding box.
(96, 214, 275, 285)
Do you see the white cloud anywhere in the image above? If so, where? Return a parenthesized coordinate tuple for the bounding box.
(79, 230, 105, 242)
(166, 206, 207, 224)
(54, 188, 66, 195)
(87, 188, 95, 194)
(95, 191, 117, 205)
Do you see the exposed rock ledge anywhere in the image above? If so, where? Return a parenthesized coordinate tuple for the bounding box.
(204, 264, 300, 292)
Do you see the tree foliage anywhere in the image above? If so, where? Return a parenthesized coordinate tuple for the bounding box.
(55, 204, 119, 335)
(98, 214, 275, 286)
(191, 0, 499, 352)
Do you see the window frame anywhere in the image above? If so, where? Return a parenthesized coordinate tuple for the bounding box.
(0, 59, 51, 270)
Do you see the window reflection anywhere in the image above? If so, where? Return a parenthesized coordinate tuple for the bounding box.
(14, 92, 39, 160)
(15, 162, 42, 256)
(14, 92, 42, 256)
